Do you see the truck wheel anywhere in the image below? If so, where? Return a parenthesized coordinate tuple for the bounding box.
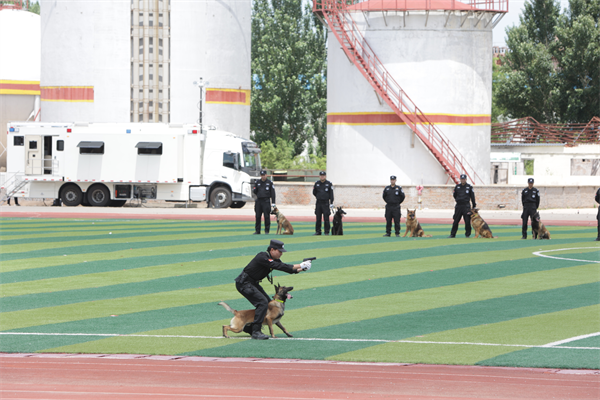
(230, 201, 246, 208)
(61, 184, 83, 207)
(87, 184, 110, 207)
(210, 187, 232, 208)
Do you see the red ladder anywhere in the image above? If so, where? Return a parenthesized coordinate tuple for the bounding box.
(314, 0, 484, 185)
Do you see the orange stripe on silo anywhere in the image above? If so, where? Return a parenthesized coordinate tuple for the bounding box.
(0, 80, 41, 95)
(41, 86, 94, 102)
(327, 112, 490, 126)
(206, 88, 250, 105)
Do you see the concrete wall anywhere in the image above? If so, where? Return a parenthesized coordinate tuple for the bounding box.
(40, 0, 131, 122)
(272, 183, 599, 210)
(170, 0, 251, 137)
(327, 11, 494, 186)
(493, 144, 600, 186)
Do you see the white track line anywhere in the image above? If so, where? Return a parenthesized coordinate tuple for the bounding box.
(1, 332, 599, 350)
(542, 332, 600, 347)
(532, 247, 600, 264)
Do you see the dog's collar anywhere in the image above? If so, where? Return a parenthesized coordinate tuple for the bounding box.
(275, 299, 284, 303)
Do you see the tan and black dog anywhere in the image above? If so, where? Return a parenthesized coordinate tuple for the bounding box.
(532, 211, 551, 239)
(219, 284, 294, 338)
(270, 206, 294, 235)
(469, 208, 496, 238)
(403, 209, 432, 237)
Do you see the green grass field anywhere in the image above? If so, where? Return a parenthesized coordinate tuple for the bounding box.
(1, 218, 599, 369)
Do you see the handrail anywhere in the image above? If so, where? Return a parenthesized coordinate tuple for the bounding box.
(314, 0, 485, 184)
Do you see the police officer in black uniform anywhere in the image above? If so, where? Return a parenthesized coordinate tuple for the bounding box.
(313, 171, 334, 235)
(595, 187, 600, 241)
(449, 174, 476, 238)
(521, 178, 540, 239)
(253, 170, 276, 235)
(382, 175, 405, 237)
(234, 239, 311, 340)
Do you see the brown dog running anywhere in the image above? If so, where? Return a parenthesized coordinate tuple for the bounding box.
(403, 209, 432, 237)
(532, 211, 551, 239)
(271, 207, 294, 235)
(469, 208, 496, 238)
(219, 284, 294, 338)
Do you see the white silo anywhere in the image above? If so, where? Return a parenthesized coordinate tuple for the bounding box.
(40, 0, 251, 138)
(0, 4, 40, 169)
(315, 0, 507, 185)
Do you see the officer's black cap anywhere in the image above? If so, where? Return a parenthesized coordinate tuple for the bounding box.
(390, 175, 396, 180)
(528, 178, 534, 183)
(319, 171, 326, 176)
(260, 170, 267, 175)
(460, 174, 467, 179)
(269, 239, 287, 252)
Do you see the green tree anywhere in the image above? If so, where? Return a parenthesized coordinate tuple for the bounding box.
(494, 0, 600, 123)
(552, 0, 600, 122)
(495, 0, 562, 122)
(260, 138, 326, 170)
(28, 1, 39, 14)
(251, 0, 327, 156)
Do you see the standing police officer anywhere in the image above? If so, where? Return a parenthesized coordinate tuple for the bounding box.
(382, 175, 405, 237)
(313, 171, 334, 235)
(449, 174, 476, 238)
(253, 170, 276, 235)
(234, 239, 311, 340)
(595, 187, 599, 241)
(521, 178, 540, 239)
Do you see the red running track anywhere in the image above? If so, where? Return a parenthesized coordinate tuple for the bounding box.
(1, 354, 598, 400)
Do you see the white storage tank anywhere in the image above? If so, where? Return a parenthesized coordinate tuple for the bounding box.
(40, 0, 251, 138)
(319, 0, 507, 185)
(0, 4, 40, 169)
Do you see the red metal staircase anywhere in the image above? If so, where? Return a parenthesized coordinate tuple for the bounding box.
(314, 0, 484, 185)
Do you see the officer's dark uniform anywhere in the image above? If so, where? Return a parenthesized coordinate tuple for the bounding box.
(595, 188, 600, 241)
(313, 172, 334, 235)
(234, 240, 297, 337)
(253, 172, 275, 234)
(383, 177, 405, 236)
(521, 179, 540, 239)
(449, 175, 476, 238)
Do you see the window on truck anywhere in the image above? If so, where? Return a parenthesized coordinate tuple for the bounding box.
(57, 140, 64, 151)
(14, 136, 24, 146)
(136, 142, 163, 155)
(77, 141, 105, 154)
(29, 140, 38, 149)
(223, 152, 236, 169)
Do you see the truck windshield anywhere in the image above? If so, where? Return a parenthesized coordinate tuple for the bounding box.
(242, 141, 261, 177)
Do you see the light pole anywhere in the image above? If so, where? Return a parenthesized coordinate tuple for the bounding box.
(193, 77, 209, 129)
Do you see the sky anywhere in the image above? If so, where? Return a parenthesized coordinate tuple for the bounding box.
(492, 0, 571, 46)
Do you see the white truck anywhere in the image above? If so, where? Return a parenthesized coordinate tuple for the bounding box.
(2, 122, 262, 208)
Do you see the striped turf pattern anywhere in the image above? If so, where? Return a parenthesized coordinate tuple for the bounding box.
(1, 218, 599, 369)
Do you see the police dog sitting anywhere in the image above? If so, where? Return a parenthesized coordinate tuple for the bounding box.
(532, 211, 551, 239)
(403, 209, 432, 237)
(271, 206, 294, 235)
(468, 208, 497, 239)
(332, 206, 346, 235)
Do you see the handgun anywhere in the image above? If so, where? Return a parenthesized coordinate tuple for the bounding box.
(303, 257, 317, 262)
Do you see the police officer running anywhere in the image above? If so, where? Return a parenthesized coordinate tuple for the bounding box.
(234, 239, 311, 340)
(253, 170, 276, 235)
(313, 171, 334, 235)
(521, 178, 540, 239)
(383, 175, 405, 237)
(595, 187, 600, 241)
(448, 174, 476, 238)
